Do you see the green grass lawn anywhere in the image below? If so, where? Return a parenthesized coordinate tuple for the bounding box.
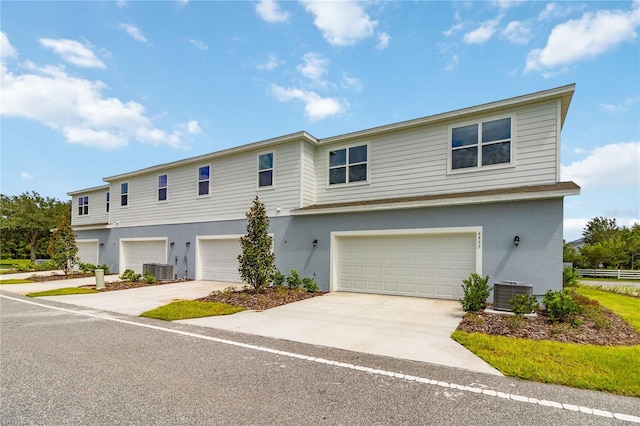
(0, 259, 32, 267)
(0, 279, 35, 284)
(452, 287, 640, 397)
(27, 287, 98, 297)
(141, 300, 246, 321)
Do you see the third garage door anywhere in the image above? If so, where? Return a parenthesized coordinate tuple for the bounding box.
(335, 233, 477, 299)
(196, 237, 243, 283)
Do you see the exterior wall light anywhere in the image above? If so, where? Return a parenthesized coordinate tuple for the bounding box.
(170, 242, 175, 248)
(186, 241, 191, 248)
(312, 239, 318, 247)
(513, 236, 520, 247)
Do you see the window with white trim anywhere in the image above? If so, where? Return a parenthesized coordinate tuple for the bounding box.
(329, 144, 368, 185)
(198, 166, 210, 196)
(78, 196, 89, 216)
(158, 174, 168, 201)
(121, 182, 129, 206)
(258, 153, 274, 188)
(451, 117, 512, 170)
(106, 192, 110, 213)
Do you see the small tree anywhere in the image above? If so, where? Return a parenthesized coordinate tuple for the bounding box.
(47, 215, 79, 275)
(238, 196, 275, 292)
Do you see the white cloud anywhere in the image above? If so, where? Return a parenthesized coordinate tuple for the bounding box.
(20, 172, 34, 180)
(376, 32, 390, 50)
(116, 0, 127, 8)
(297, 52, 330, 86)
(269, 84, 347, 121)
(119, 23, 148, 43)
(561, 142, 640, 188)
(256, 53, 282, 71)
(186, 38, 208, 50)
(178, 0, 189, 7)
(463, 18, 500, 44)
(1, 56, 196, 150)
(599, 97, 639, 112)
(445, 54, 459, 72)
(340, 72, 363, 92)
(501, 21, 531, 44)
(301, 0, 377, 46)
(563, 217, 590, 239)
(39, 38, 105, 68)
(526, 6, 640, 72)
(184, 120, 201, 134)
(443, 23, 464, 37)
(1, 32, 17, 58)
(256, 0, 290, 23)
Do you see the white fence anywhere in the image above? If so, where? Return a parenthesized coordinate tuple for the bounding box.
(576, 269, 640, 280)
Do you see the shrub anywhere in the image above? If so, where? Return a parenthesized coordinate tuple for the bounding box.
(15, 262, 36, 272)
(237, 196, 275, 292)
(35, 260, 57, 271)
(119, 269, 141, 282)
(97, 263, 110, 275)
(302, 276, 319, 293)
(286, 269, 302, 289)
(271, 269, 286, 287)
(47, 215, 79, 275)
(509, 294, 539, 316)
(563, 266, 579, 288)
(143, 271, 156, 284)
(79, 262, 97, 273)
(460, 273, 492, 312)
(543, 290, 583, 325)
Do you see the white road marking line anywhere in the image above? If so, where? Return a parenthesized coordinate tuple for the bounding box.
(2, 294, 639, 424)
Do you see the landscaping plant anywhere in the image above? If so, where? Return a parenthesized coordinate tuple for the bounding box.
(562, 266, 579, 288)
(286, 269, 302, 289)
(119, 269, 141, 282)
(509, 294, 539, 316)
(46, 215, 79, 276)
(237, 196, 275, 292)
(460, 273, 492, 312)
(543, 289, 583, 325)
(271, 269, 286, 287)
(143, 271, 156, 284)
(302, 276, 319, 293)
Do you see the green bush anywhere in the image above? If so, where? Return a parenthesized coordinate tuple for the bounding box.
(302, 276, 319, 293)
(509, 294, 539, 316)
(143, 271, 156, 284)
(35, 260, 57, 271)
(271, 269, 286, 287)
(543, 290, 583, 325)
(563, 266, 579, 288)
(97, 263, 110, 275)
(15, 262, 36, 272)
(119, 269, 141, 282)
(460, 273, 492, 312)
(79, 262, 97, 273)
(286, 269, 302, 289)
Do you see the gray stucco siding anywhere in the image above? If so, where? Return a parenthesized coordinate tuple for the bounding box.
(74, 198, 563, 299)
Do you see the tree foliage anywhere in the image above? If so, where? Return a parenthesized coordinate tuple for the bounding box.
(582, 217, 618, 245)
(0, 191, 71, 261)
(237, 196, 275, 292)
(47, 215, 79, 275)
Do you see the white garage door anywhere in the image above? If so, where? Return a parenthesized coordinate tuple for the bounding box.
(76, 240, 98, 265)
(335, 233, 477, 299)
(120, 239, 167, 274)
(196, 238, 243, 282)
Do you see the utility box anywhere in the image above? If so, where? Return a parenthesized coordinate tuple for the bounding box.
(493, 281, 533, 311)
(142, 263, 176, 281)
(95, 269, 105, 290)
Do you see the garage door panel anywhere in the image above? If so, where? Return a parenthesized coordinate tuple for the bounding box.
(336, 233, 476, 300)
(121, 240, 166, 274)
(198, 238, 242, 283)
(77, 241, 98, 265)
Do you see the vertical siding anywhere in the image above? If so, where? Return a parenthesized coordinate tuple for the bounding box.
(108, 142, 302, 227)
(315, 100, 560, 205)
(301, 141, 317, 207)
(71, 188, 109, 226)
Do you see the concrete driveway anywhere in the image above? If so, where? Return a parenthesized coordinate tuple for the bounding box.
(1, 277, 501, 376)
(178, 292, 502, 376)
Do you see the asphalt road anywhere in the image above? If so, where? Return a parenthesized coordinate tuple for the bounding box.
(1, 293, 638, 425)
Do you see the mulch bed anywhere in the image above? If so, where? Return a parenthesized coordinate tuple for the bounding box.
(457, 295, 640, 346)
(83, 279, 191, 292)
(199, 286, 325, 311)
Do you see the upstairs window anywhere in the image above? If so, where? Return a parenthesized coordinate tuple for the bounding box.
(158, 174, 168, 201)
(329, 144, 368, 185)
(78, 196, 89, 216)
(451, 117, 512, 170)
(258, 153, 274, 188)
(198, 166, 210, 196)
(121, 182, 129, 206)
(106, 192, 110, 213)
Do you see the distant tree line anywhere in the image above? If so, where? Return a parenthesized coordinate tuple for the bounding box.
(564, 217, 640, 269)
(0, 191, 71, 261)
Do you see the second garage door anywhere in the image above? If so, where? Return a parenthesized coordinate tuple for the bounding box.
(120, 239, 167, 274)
(196, 237, 243, 283)
(334, 232, 477, 300)
(76, 240, 99, 265)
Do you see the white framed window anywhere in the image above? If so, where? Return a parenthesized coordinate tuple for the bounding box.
(328, 144, 368, 185)
(258, 152, 274, 188)
(158, 174, 168, 202)
(198, 165, 210, 196)
(78, 196, 89, 216)
(450, 117, 512, 171)
(106, 192, 110, 213)
(121, 182, 129, 206)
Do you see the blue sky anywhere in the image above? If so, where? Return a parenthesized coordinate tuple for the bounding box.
(1, 0, 638, 241)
